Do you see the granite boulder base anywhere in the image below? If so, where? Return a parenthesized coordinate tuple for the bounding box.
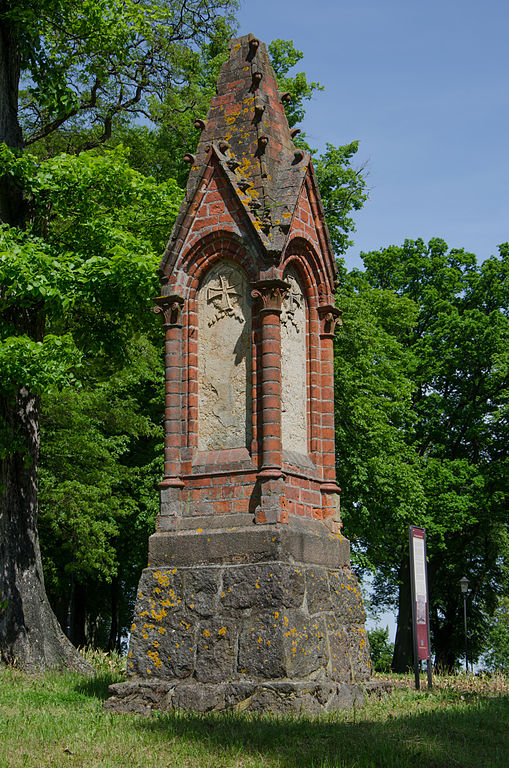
(106, 525, 371, 715)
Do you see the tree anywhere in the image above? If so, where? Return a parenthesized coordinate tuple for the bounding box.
(337, 239, 509, 671)
(483, 595, 509, 672)
(38, 334, 164, 650)
(367, 626, 394, 673)
(0, 133, 182, 669)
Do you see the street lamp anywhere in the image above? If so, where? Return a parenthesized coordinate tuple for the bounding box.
(459, 576, 469, 673)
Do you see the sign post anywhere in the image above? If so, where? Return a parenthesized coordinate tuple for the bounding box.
(409, 526, 432, 690)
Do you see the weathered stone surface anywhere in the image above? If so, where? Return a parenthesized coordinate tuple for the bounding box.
(198, 259, 252, 451)
(281, 267, 307, 454)
(148, 525, 351, 569)
(171, 682, 227, 712)
(125, 559, 370, 698)
(221, 563, 305, 610)
(195, 617, 237, 683)
(326, 615, 354, 683)
(127, 568, 193, 679)
(238, 612, 286, 678)
(106, 679, 371, 716)
(183, 568, 220, 617)
(305, 567, 334, 614)
(281, 611, 327, 679)
(328, 569, 366, 623)
(326, 615, 371, 683)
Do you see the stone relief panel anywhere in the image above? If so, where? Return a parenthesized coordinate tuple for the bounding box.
(198, 259, 252, 451)
(281, 267, 308, 455)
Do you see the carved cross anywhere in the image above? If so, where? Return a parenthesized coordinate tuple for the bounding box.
(207, 272, 243, 325)
(207, 274, 241, 311)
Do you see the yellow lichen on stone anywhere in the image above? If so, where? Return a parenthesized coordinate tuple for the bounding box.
(151, 607, 168, 621)
(147, 649, 162, 668)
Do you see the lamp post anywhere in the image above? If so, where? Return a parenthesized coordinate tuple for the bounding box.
(459, 576, 469, 673)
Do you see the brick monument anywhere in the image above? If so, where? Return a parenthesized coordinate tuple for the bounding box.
(107, 33, 371, 715)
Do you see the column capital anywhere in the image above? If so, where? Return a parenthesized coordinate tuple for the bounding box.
(251, 279, 289, 315)
(153, 294, 185, 328)
(318, 304, 342, 338)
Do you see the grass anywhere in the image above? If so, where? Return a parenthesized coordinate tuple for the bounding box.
(0, 657, 507, 768)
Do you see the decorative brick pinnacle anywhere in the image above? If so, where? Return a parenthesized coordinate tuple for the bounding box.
(153, 295, 185, 328)
(251, 279, 290, 314)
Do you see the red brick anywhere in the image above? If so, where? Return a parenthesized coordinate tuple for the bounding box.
(233, 498, 250, 513)
(204, 190, 223, 204)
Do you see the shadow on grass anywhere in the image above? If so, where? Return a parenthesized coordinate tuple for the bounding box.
(75, 672, 124, 699)
(133, 694, 509, 768)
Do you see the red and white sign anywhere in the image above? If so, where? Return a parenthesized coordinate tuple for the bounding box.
(410, 526, 430, 661)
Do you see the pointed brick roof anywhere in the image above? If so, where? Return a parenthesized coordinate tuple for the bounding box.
(160, 33, 335, 277)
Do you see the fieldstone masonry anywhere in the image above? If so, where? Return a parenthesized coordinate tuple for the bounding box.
(106, 33, 372, 716)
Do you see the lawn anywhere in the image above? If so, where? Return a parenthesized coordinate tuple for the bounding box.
(0, 659, 507, 768)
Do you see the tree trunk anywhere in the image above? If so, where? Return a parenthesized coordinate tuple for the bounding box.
(71, 582, 87, 649)
(431, 607, 457, 673)
(0, 18, 24, 223)
(392, 556, 414, 672)
(0, 389, 91, 673)
(0, 20, 92, 675)
(107, 576, 119, 652)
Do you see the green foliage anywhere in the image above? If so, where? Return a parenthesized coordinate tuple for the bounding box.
(38, 333, 164, 646)
(335, 274, 425, 576)
(313, 142, 369, 255)
(338, 238, 509, 665)
(2, 0, 239, 151)
(368, 626, 394, 672)
(267, 39, 324, 128)
(0, 144, 182, 400)
(118, 14, 237, 186)
(483, 597, 509, 672)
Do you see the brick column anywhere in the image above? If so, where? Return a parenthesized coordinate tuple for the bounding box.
(251, 279, 289, 524)
(318, 304, 342, 532)
(154, 295, 185, 489)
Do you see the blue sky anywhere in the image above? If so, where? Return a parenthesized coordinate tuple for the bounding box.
(237, 0, 508, 271)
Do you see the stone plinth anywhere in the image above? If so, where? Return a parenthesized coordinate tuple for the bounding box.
(106, 525, 370, 715)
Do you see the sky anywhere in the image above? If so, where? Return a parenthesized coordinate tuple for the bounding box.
(236, 0, 509, 271)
